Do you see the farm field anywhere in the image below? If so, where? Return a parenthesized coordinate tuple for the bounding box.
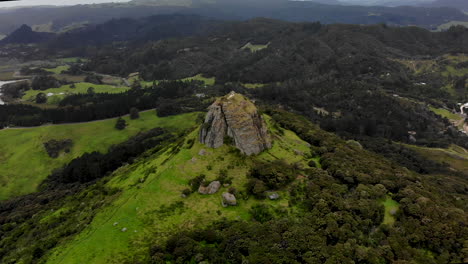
(22, 82, 130, 104)
(0, 111, 200, 200)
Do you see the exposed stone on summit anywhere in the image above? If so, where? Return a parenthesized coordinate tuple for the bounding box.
(199, 92, 272, 156)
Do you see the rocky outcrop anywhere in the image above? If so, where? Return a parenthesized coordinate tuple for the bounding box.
(199, 92, 272, 156)
(198, 181, 221, 194)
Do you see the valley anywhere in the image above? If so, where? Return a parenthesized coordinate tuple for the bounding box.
(0, 1, 466, 263)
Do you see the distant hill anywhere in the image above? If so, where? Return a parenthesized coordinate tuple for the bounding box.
(0, 24, 54, 45)
(425, 0, 468, 12)
(338, 0, 432, 6)
(0, 0, 467, 36)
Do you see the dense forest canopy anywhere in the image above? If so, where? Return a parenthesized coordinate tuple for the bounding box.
(0, 6, 466, 264)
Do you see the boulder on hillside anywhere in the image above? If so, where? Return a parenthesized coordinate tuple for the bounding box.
(199, 91, 272, 156)
(198, 181, 221, 194)
(222, 192, 237, 207)
(266, 192, 280, 200)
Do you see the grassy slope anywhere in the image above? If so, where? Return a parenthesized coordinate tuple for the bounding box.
(429, 106, 463, 121)
(436, 21, 468, 32)
(138, 74, 216, 87)
(46, 115, 312, 264)
(45, 65, 70, 74)
(381, 196, 400, 226)
(405, 144, 468, 174)
(243, 83, 266, 89)
(241, 42, 269, 52)
(429, 106, 465, 130)
(0, 111, 200, 200)
(22, 82, 130, 104)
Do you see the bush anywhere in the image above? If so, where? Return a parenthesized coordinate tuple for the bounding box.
(308, 160, 317, 168)
(181, 188, 192, 197)
(188, 174, 206, 192)
(36, 93, 47, 104)
(250, 204, 273, 223)
(246, 179, 268, 198)
(115, 117, 127, 130)
(228, 187, 237, 195)
(43, 139, 73, 158)
(129, 107, 140, 119)
(249, 160, 296, 189)
(216, 169, 232, 184)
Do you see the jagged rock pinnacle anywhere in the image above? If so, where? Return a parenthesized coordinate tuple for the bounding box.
(199, 91, 272, 156)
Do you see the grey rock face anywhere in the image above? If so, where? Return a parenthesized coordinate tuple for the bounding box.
(222, 192, 237, 207)
(199, 92, 272, 156)
(198, 181, 221, 195)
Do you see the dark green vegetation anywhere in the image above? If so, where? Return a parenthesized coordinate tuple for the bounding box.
(79, 18, 468, 153)
(0, 79, 209, 128)
(0, 111, 199, 200)
(0, 9, 466, 264)
(0, 126, 189, 263)
(43, 139, 73, 158)
(1, 105, 462, 263)
(0, 0, 467, 40)
(146, 110, 467, 264)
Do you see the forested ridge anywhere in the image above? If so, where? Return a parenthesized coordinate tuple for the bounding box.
(147, 110, 467, 264)
(0, 13, 466, 264)
(80, 18, 468, 149)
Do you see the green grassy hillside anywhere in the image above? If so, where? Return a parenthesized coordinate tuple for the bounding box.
(135, 73, 216, 87)
(2, 108, 465, 263)
(45, 115, 313, 263)
(22, 82, 130, 104)
(405, 144, 468, 174)
(0, 111, 200, 200)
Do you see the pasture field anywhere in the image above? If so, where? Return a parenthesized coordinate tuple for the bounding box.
(22, 82, 130, 104)
(0, 111, 200, 200)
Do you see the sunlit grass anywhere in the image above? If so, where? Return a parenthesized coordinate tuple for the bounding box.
(0, 111, 200, 200)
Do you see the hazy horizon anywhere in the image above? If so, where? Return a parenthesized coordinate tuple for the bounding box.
(0, 0, 131, 8)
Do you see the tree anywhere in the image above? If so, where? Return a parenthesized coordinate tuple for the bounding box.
(36, 93, 47, 104)
(87, 87, 95, 95)
(131, 80, 142, 90)
(130, 107, 140, 119)
(115, 117, 127, 130)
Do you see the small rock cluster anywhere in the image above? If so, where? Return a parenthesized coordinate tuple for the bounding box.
(195, 180, 238, 207)
(198, 181, 221, 194)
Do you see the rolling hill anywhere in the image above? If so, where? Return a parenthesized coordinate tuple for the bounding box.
(0, 93, 465, 263)
(0, 111, 199, 200)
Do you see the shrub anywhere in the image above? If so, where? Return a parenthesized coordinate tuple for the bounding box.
(250, 204, 273, 223)
(36, 93, 47, 104)
(308, 160, 317, 168)
(182, 188, 192, 197)
(43, 139, 73, 158)
(228, 187, 237, 195)
(246, 179, 268, 198)
(249, 160, 296, 189)
(129, 107, 140, 119)
(188, 175, 206, 192)
(115, 117, 127, 130)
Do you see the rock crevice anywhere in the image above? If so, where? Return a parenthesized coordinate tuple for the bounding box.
(199, 92, 272, 156)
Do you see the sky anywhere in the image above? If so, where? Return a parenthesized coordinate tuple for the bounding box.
(0, 0, 131, 8)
